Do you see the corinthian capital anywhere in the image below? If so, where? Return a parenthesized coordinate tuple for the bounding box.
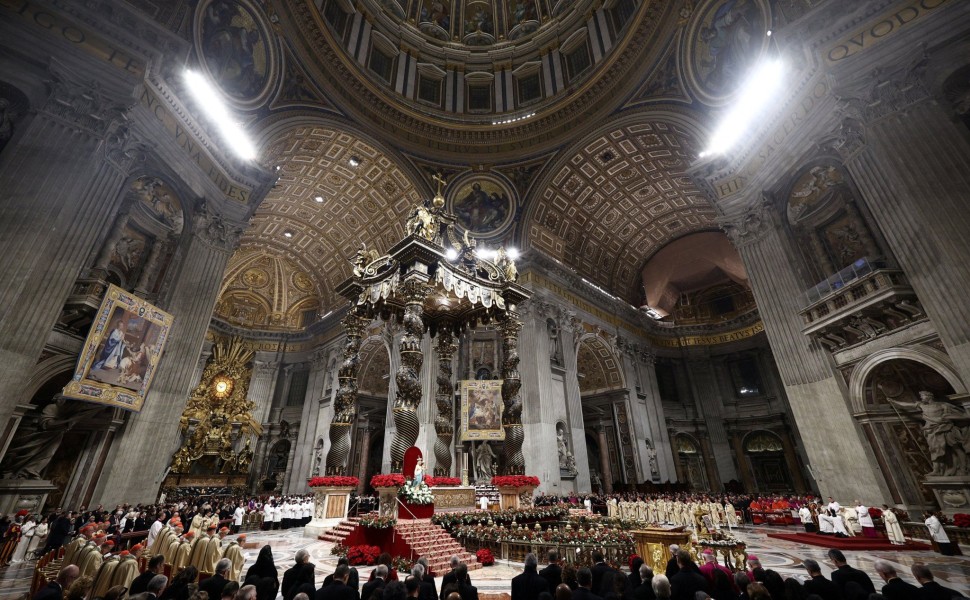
(192, 200, 245, 252)
(719, 194, 774, 248)
(43, 65, 130, 136)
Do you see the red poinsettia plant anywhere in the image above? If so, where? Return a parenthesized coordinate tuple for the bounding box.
(426, 476, 462, 487)
(371, 473, 407, 488)
(347, 544, 382, 566)
(308, 476, 360, 488)
(476, 548, 495, 566)
(491, 475, 540, 488)
(953, 513, 970, 528)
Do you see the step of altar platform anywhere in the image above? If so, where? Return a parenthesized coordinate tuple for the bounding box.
(318, 517, 360, 543)
(393, 521, 481, 575)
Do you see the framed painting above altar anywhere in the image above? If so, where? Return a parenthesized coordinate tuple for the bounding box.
(63, 284, 174, 412)
(460, 380, 505, 441)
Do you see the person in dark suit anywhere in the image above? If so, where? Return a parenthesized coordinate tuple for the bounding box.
(283, 551, 317, 600)
(827, 550, 875, 596)
(34, 564, 79, 600)
(664, 546, 680, 580)
(801, 559, 842, 600)
(454, 564, 478, 600)
(318, 565, 361, 600)
(911, 564, 961, 600)
(669, 551, 707, 600)
(201, 559, 233, 600)
(513, 554, 551, 600)
(416, 558, 437, 596)
(875, 560, 920, 600)
(41, 512, 73, 555)
(590, 552, 612, 597)
(632, 565, 655, 600)
(362, 565, 389, 600)
(130, 575, 170, 600)
(539, 551, 563, 593)
(324, 558, 360, 592)
(573, 568, 603, 600)
(412, 564, 437, 600)
(440, 557, 463, 600)
(628, 558, 645, 592)
(131, 555, 165, 595)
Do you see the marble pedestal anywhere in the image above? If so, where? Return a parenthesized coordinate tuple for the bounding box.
(304, 486, 354, 538)
(0, 479, 59, 515)
(925, 476, 970, 517)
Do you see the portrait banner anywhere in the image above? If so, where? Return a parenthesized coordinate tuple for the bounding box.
(460, 380, 505, 441)
(63, 284, 174, 412)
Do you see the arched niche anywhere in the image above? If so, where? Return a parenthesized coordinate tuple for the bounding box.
(673, 432, 708, 491)
(263, 439, 292, 491)
(783, 162, 888, 286)
(849, 348, 964, 507)
(742, 430, 792, 493)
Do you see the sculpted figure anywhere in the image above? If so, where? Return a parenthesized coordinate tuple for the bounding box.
(888, 390, 970, 476)
(1, 397, 100, 479)
(474, 442, 496, 481)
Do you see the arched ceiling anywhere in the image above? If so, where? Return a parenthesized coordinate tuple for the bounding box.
(214, 249, 320, 331)
(577, 335, 624, 395)
(237, 125, 425, 310)
(524, 118, 718, 304)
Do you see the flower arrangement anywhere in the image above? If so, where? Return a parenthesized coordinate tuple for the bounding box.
(953, 513, 970, 528)
(476, 548, 495, 566)
(308, 476, 360, 488)
(346, 544, 382, 566)
(331, 543, 348, 558)
(432, 504, 569, 529)
(358, 514, 397, 529)
(453, 522, 634, 546)
(399, 482, 435, 505)
(491, 475, 540, 488)
(393, 556, 414, 573)
(426, 476, 462, 487)
(371, 473, 407, 488)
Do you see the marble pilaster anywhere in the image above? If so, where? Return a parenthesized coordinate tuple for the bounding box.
(683, 355, 738, 483)
(0, 68, 137, 432)
(289, 349, 331, 493)
(723, 200, 890, 500)
(249, 358, 282, 427)
(93, 211, 243, 505)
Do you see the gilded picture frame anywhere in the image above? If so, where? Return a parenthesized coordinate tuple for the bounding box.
(63, 284, 174, 412)
(460, 379, 505, 441)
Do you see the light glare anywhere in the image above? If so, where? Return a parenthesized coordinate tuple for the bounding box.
(183, 70, 257, 161)
(445, 248, 458, 260)
(701, 59, 784, 157)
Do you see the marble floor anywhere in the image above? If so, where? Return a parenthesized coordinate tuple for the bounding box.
(2, 525, 970, 600)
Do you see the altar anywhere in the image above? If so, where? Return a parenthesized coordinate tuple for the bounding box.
(632, 528, 693, 574)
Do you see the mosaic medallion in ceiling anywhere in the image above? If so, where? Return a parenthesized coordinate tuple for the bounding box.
(525, 119, 717, 303)
(215, 249, 321, 330)
(241, 125, 423, 310)
(577, 336, 624, 395)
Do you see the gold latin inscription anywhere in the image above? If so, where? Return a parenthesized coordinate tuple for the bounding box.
(824, 0, 949, 65)
(140, 86, 252, 203)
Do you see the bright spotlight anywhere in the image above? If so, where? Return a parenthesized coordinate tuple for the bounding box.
(183, 70, 257, 161)
(700, 58, 784, 157)
(445, 248, 458, 261)
(507, 248, 520, 259)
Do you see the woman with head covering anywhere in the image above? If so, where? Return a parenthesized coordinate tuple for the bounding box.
(245, 545, 280, 600)
(160, 566, 198, 600)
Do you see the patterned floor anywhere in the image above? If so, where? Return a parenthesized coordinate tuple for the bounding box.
(2, 525, 970, 599)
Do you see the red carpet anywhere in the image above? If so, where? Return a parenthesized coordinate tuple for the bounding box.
(766, 531, 932, 551)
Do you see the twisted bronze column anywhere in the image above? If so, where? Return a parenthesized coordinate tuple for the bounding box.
(433, 330, 457, 476)
(390, 279, 427, 471)
(325, 312, 365, 475)
(500, 314, 524, 474)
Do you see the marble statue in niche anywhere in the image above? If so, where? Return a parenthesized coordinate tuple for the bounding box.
(0, 397, 101, 480)
(888, 390, 970, 476)
(547, 318, 563, 366)
(556, 422, 578, 474)
(645, 438, 660, 479)
(474, 441, 496, 481)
